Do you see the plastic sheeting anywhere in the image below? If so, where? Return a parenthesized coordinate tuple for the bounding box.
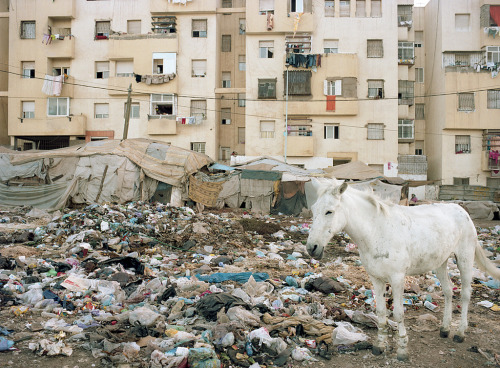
(0, 181, 77, 209)
(0, 154, 45, 182)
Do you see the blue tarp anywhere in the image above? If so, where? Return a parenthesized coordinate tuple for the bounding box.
(195, 272, 269, 284)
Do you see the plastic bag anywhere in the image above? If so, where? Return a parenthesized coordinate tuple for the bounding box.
(226, 306, 261, 327)
(19, 284, 43, 305)
(292, 347, 318, 361)
(129, 306, 163, 327)
(332, 323, 368, 346)
(123, 342, 140, 361)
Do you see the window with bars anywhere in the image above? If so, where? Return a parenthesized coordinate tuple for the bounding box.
(487, 46, 500, 63)
(455, 135, 471, 154)
(367, 123, 384, 140)
(416, 68, 424, 83)
(238, 93, 246, 107)
(221, 108, 231, 125)
(22, 61, 35, 78)
(22, 101, 35, 119)
(222, 72, 231, 88)
(95, 103, 109, 118)
(95, 21, 110, 39)
(192, 60, 207, 77)
(340, 1, 350, 17)
(415, 31, 423, 47)
(21, 21, 35, 39)
(238, 127, 245, 144)
(221, 35, 231, 52)
(116, 60, 133, 77)
(487, 90, 500, 109)
(151, 94, 176, 116)
(259, 0, 274, 14)
(415, 141, 424, 155)
(398, 5, 412, 26)
(371, 0, 381, 17)
(95, 61, 109, 79)
(258, 79, 277, 99)
(190, 100, 207, 122)
(220, 147, 231, 161)
(453, 177, 470, 185)
(324, 39, 338, 54)
(458, 93, 474, 111)
(398, 80, 414, 105)
(416, 103, 425, 119)
(259, 41, 274, 58)
(239, 55, 246, 71)
(398, 119, 414, 139)
(455, 13, 470, 31)
(325, 1, 335, 16)
(127, 20, 141, 34)
(48, 97, 69, 116)
(151, 16, 176, 34)
(285, 70, 311, 95)
(288, 122, 312, 136)
(192, 19, 207, 38)
(324, 124, 339, 139)
(356, 0, 366, 17)
(260, 121, 275, 138)
(222, 0, 232, 8)
(239, 19, 246, 34)
(367, 39, 383, 58)
(368, 80, 384, 98)
(398, 42, 414, 62)
(191, 142, 206, 154)
(285, 33, 311, 54)
(125, 102, 140, 119)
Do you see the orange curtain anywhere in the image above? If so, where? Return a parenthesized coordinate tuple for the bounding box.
(491, 6, 500, 27)
(326, 95, 336, 111)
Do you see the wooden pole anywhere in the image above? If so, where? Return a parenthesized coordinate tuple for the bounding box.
(123, 83, 132, 140)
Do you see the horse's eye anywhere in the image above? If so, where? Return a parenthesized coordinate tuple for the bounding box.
(326, 211, 333, 215)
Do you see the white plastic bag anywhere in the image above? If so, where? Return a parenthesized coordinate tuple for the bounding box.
(129, 306, 163, 327)
(332, 322, 368, 345)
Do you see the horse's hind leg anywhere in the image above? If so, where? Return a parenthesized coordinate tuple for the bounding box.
(435, 261, 453, 338)
(454, 251, 474, 343)
(391, 274, 409, 361)
(370, 276, 388, 356)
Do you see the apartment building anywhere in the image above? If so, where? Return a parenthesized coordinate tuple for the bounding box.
(424, 0, 500, 186)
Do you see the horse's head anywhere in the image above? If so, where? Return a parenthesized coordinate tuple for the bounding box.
(306, 181, 348, 259)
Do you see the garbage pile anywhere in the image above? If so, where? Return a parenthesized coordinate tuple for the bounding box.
(0, 203, 499, 367)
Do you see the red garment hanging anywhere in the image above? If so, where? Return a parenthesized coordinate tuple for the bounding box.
(326, 95, 336, 111)
(490, 6, 500, 27)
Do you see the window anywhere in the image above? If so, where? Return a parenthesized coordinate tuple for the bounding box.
(258, 79, 277, 99)
(127, 20, 141, 34)
(116, 60, 133, 77)
(324, 79, 342, 96)
(339, 1, 350, 17)
(356, 0, 366, 17)
(238, 127, 245, 144)
(53, 67, 70, 77)
(285, 33, 311, 54)
(151, 94, 176, 116)
(455, 14, 470, 32)
(239, 55, 246, 71)
(367, 40, 383, 58)
(222, 72, 231, 88)
(398, 119, 414, 139)
(415, 31, 423, 47)
(367, 123, 384, 140)
(125, 102, 140, 119)
(416, 103, 425, 119)
(221, 35, 231, 52)
(239, 19, 246, 35)
(22, 101, 35, 119)
(260, 120, 275, 138)
(398, 42, 414, 62)
(192, 59, 207, 77)
(325, 1, 335, 17)
(416, 68, 424, 83)
(288, 121, 312, 136)
(220, 147, 231, 161)
(368, 80, 384, 98)
(290, 0, 311, 13)
(191, 142, 206, 154)
(95, 21, 110, 39)
(455, 135, 471, 154)
(487, 90, 500, 109)
(398, 80, 414, 105)
(190, 100, 206, 122)
(192, 19, 207, 38)
(153, 53, 176, 74)
(415, 141, 424, 155)
(238, 93, 246, 107)
(95, 61, 109, 79)
(458, 93, 474, 111)
(151, 16, 176, 34)
(47, 97, 69, 116)
(369, 0, 381, 17)
(486, 46, 500, 63)
(222, 0, 232, 7)
(453, 177, 470, 185)
(259, 41, 274, 58)
(398, 5, 413, 26)
(324, 39, 338, 54)
(324, 124, 339, 139)
(259, 0, 274, 14)
(22, 61, 35, 78)
(95, 103, 109, 118)
(221, 108, 231, 125)
(286, 71, 312, 95)
(20, 21, 35, 39)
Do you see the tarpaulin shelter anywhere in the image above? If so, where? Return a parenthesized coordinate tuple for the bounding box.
(0, 139, 213, 209)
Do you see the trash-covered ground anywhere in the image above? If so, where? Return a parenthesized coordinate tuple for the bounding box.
(0, 203, 499, 368)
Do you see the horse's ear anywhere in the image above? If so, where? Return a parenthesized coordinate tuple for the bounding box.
(338, 182, 348, 195)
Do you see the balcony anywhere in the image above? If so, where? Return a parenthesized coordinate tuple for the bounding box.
(108, 36, 177, 60)
(150, 0, 217, 13)
(46, 0, 75, 18)
(147, 116, 176, 135)
(286, 135, 313, 157)
(10, 114, 86, 136)
(286, 99, 358, 116)
(45, 38, 75, 59)
(398, 58, 414, 66)
(107, 76, 136, 96)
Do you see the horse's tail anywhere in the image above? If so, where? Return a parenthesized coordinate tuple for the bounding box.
(475, 242, 500, 280)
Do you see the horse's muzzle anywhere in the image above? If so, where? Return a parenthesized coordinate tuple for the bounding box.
(306, 243, 324, 259)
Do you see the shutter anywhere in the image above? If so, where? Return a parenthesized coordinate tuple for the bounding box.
(192, 19, 207, 32)
(415, 31, 423, 43)
(127, 20, 141, 34)
(324, 80, 328, 95)
(192, 60, 206, 76)
(23, 61, 35, 70)
(96, 61, 109, 72)
(371, 0, 381, 17)
(304, 0, 312, 13)
(96, 21, 110, 35)
(261, 121, 274, 132)
(455, 14, 470, 31)
(116, 61, 133, 75)
(259, 0, 274, 11)
(23, 101, 35, 112)
(342, 77, 357, 98)
(356, 0, 366, 17)
(335, 80, 342, 96)
(95, 103, 108, 115)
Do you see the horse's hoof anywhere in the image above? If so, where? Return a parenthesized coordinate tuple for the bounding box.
(372, 346, 384, 356)
(439, 328, 449, 338)
(453, 335, 465, 343)
(397, 352, 409, 362)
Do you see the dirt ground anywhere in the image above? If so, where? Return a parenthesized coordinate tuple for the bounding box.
(0, 215, 498, 368)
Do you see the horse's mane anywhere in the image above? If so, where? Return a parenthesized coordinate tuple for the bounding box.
(350, 186, 393, 216)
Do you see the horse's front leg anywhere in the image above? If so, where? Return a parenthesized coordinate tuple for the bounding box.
(370, 276, 388, 356)
(391, 274, 409, 361)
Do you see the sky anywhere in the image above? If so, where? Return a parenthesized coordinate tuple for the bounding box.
(414, 0, 430, 6)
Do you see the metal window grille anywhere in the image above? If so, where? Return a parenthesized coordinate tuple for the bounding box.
(368, 80, 384, 98)
(239, 55, 246, 71)
(371, 0, 381, 17)
(416, 68, 424, 83)
(192, 19, 207, 37)
(324, 40, 338, 54)
(259, 41, 274, 58)
(191, 142, 206, 154)
(222, 72, 231, 88)
(260, 121, 275, 138)
(356, 0, 365, 17)
(22, 101, 35, 119)
(221, 35, 231, 52)
(398, 119, 414, 139)
(222, 0, 232, 8)
(285, 70, 312, 96)
(398, 80, 414, 105)
(458, 93, 474, 111)
(238, 93, 246, 107)
(192, 60, 207, 77)
(325, 1, 335, 16)
(455, 135, 471, 153)
(190, 100, 207, 120)
(127, 20, 141, 34)
(324, 125, 339, 139)
(416, 103, 425, 119)
(398, 42, 414, 60)
(238, 127, 245, 144)
(397, 5, 413, 24)
(258, 79, 276, 99)
(95, 103, 109, 118)
(95, 21, 110, 37)
(21, 21, 35, 39)
(151, 16, 176, 34)
(285, 33, 311, 54)
(487, 90, 500, 109)
(367, 123, 384, 140)
(367, 40, 383, 57)
(339, 1, 350, 17)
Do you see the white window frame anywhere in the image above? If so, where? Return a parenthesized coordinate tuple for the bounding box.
(259, 0, 274, 14)
(238, 55, 246, 71)
(324, 124, 339, 139)
(125, 102, 140, 119)
(238, 93, 246, 107)
(192, 59, 207, 77)
(324, 39, 339, 54)
(191, 142, 206, 154)
(259, 41, 274, 58)
(222, 72, 231, 88)
(150, 94, 176, 117)
(22, 101, 35, 119)
(398, 41, 414, 61)
(95, 61, 109, 79)
(115, 60, 134, 77)
(22, 61, 35, 79)
(153, 53, 176, 75)
(52, 67, 70, 77)
(367, 123, 384, 140)
(192, 19, 207, 38)
(47, 97, 69, 117)
(455, 135, 471, 154)
(221, 108, 231, 125)
(260, 120, 275, 138)
(368, 80, 384, 99)
(95, 103, 109, 119)
(398, 119, 414, 140)
(324, 79, 342, 96)
(487, 46, 500, 64)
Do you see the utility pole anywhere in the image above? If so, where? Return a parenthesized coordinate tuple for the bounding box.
(123, 83, 132, 140)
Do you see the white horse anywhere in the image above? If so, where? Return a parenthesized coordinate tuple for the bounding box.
(306, 181, 500, 361)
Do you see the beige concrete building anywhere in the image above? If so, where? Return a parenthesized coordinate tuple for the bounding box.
(423, 0, 500, 186)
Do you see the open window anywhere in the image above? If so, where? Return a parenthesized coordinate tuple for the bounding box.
(22, 61, 35, 78)
(150, 94, 176, 116)
(95, 61, 109, 79)
(153, 53, 176, 75)
(192, 19, 207, 38)
(22, 101, 35, 119)
(368, 80, 384, 99)
(95, 21, 110, 39)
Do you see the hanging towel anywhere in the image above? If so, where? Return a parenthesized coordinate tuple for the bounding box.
(326, 95, 336, 111)
(41, 75, 64, 96)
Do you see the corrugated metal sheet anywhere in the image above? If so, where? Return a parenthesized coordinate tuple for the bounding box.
(439, 185, 500, 202)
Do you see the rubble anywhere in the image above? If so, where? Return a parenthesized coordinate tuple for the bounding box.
(0, 202, 498, 367)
